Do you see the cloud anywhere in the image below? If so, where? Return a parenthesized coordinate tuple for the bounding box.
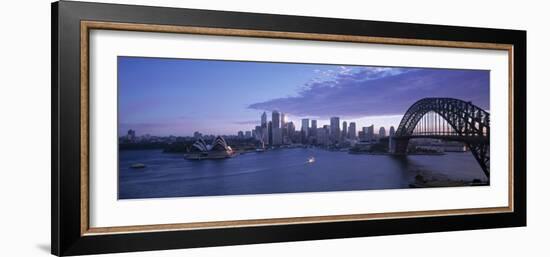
(301, 67, 412, 92)
(248, 67, 489, 118)
(233, 120, 260, 125)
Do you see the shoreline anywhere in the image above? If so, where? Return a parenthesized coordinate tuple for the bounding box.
(122, 146, 454, 157)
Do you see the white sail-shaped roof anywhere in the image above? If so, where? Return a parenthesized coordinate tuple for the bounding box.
(210, 136, 229, 151)
(191, 138, 208, 152)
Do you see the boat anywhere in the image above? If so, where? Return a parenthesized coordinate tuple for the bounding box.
(307, 156, 315, 164)
(130, 163, 146, 169)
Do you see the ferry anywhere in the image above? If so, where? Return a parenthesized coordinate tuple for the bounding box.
(130, 163, 146, 169)
(307, 156, 315, 164)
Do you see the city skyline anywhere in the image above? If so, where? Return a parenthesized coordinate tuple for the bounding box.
(118, 57, 489, 136)
(124, 112, 398, 138)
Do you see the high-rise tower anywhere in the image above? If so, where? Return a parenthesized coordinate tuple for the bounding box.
(342, 121, 348, 139)
(349, 122, 357, 139)
(330, 117, 340, 142)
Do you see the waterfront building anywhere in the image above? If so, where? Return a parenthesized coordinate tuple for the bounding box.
(317, 126, 330, 146)
(280, 112, 286, 142)
(365, 125, 375, 141)
(358, 130, 365, 140)
(379, 126, 386, 138)
(270, 111, 282, 145)
(191, 138, 208, 152)
(289, 121, 295, 132)
(259, 112, 269, 144)
(310, 119, 318, 142)
(254, 126, 261, 140)
(211, 136, 230, 151)
(272, 127, 282, 145)
(282, 126, 291, 144)
(281, 122, 288, 144)
(272, 111, 280, 129)
(262, 127, 269, 144)
(388, 136, 396, 153)
(288, 121, 296, 143)
(311, 119, 317, 130)
(342, 121, 348, 139)
(301, 119, 309, 142)
(127, 129, 136, 141)
(186, 136, 235, 160)
(349, 122, 357, 139)
(261, 112, 267, 127)
(330, 117, 340, 142)
(268, 121, 273, 145)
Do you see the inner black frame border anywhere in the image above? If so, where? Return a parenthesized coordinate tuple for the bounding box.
(52, 1, 526, 256)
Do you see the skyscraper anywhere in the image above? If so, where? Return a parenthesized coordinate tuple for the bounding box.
(379, 126, 386, 138)
(275, 128, 283, 145)
(272, 111, 280, 129)
(261, 112, 267, 127)
(268, 121, 273, 145)
(358, 130, 365, 140)
(349, 122, 356, 139)
(342, 121, 348, 139)
(366, 125, 374, 141)
(310, 120, 318, 142)
(301, 119, 309, 143)
(301, 119, 309, 136)
(262, 126, 268, 145)
(254, 126, 261, 140)
(317, 126, 330, 146)
(260, 111, 269, 144)
(271, 111, 282, 145)
(330, 117, 340, 142)
(281, 113, 289, 143)
(288, 121, 296, 143)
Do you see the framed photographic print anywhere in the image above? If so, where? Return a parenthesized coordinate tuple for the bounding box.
(51, 1, 526, 256)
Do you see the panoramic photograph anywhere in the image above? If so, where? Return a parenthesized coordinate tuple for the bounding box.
(117, 56, 490, 200)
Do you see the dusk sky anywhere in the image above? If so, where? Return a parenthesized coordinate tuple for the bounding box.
(118, 56, 489, 137)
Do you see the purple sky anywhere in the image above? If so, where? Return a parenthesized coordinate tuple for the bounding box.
(118, 57, 489, 136)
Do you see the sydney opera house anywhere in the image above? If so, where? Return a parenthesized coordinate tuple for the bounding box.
(184, 136, 236, 160)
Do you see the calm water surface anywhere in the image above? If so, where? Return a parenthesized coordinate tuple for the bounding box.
(119, 148, 486, 199)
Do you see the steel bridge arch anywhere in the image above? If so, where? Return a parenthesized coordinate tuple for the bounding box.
(394, 98, 490, 178)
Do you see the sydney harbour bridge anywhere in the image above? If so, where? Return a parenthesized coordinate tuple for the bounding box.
(392, 98, 490, 179)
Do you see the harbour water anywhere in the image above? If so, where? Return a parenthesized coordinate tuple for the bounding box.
(118, 148, 486, 199)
